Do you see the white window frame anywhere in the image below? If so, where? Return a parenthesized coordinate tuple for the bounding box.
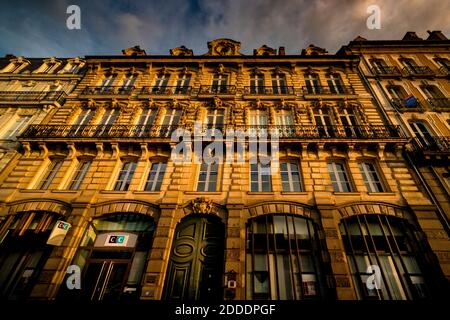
(280, 161, 302, 192)
(305, 74, 321, 94)
(68, 160, 92, 190)
(114, 161, 137, 191)
(144, 162, 166, 191)
(38, 160, 63, 190)
(327, 161, 352, 192)
(250, 74, 265, 93)
(271, 74, 287, 93)
(206, 109, 225, 128)
(359, 162, 384, 192)
(162, 109, 181, 126)
(250, 162, 272, 192)
(196, 162, 219, 192)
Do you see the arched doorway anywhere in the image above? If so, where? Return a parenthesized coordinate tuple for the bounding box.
(163, 215, 225, 301)
(0, 211, 61, 300)
(65, 213, 155, 301)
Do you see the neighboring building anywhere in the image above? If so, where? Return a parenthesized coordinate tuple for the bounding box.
(0, 39, 448, 301)
(338, 30, 450, 238)
(0, 55, 85, 180)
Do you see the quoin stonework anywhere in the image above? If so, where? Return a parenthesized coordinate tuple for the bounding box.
(0, 34, 449, 301)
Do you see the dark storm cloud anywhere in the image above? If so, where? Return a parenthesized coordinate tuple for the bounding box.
(0, 0, 449, 57)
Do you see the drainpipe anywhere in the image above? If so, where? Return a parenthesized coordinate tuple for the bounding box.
(357, 55, 450, 235)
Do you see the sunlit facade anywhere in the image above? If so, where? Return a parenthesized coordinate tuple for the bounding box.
(0, 38, 448, 301)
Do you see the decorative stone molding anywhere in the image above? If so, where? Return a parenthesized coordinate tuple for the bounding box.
(170, 45, 193, 56)
(301, 44, 328, 56)
(246, 201, 316, 218)
(122, 45, 146, 56)
(338, 202, 409, 219)
(182, 198, 227, 221)
(91, 200, 160, 220)
(205, 38, 242, 56)
(5, 199, 71, 217)
(191, 197, 214, 214)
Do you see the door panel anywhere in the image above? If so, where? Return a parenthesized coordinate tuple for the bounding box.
(164, 216, 225, 301)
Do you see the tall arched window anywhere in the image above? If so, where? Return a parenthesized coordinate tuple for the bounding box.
(339, 214, 431, 300)
(246, 214, 325, 300)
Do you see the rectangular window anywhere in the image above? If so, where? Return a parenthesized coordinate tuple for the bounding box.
(121, 75, 135, 89)
(327, 74, 344, 94)
(145, 162, 166, 191)
(271, 74, 287, 94)
(153, 74, 169, 92)
(3, 115, 31, 139)
(327, 161, 352, 192)
(38, 160, 63, 190)
(74, 109, 93, 125)
(197, 163, 218, 192)
(250, 74, 264, 94)
(250, 162, 272, 192)
(175, 74, 191, 93)
(137, 109, 156, 126)
(99, 109, 118, 125)
(206, 109, 225, 129)
(212, 74, 228, 93)
(114, 161, 137, 191)
(249, 110, 268, 126)
(68, 160, 91, 190)
(305, 74, 321, 94)
(162, 109, 181, 126)
(359, 162, 384, 192)
(280, 162, 302, 192)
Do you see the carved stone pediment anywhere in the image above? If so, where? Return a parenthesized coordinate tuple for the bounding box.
(253, 45, 276, 56)
(301, 44, 328, 56)
(170, 45, 193, 56)
(122, 45, 146, 56)
(205, 38, 242, 56)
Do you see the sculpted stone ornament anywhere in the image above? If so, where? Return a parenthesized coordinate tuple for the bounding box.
(170, 45, 193, 56)
(205, 38, 242, 56)
(253, 45, 277, 56)
(191, 197, 214, 214)
(301, 44, 328, 56)
(122, 45, 146, 56)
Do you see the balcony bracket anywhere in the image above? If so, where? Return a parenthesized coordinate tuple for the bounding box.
(38, 142, 48, 159)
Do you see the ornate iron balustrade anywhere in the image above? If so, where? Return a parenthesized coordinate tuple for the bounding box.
(0, 91, 67, 104)
(19, 124, 403, 140)
(140, 86, 192, 95)
(302, 85, 355, 95)
(402, 66, 435, 76)
(428, 97, 450, 110)
(370, 66, 402, 76)
(20, 125, 179, 139)
(198, 85, 237, 95)
(391, 97, 423, 111)
(439, 66, 450, 76)
(81, 86, 134, 95)
(411, 136, 450, 153)
(243, 86, 295, 95)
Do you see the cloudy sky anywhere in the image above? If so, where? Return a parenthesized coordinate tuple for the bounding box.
(1, 0, 449, 57)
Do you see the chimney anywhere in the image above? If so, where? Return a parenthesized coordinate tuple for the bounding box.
(426, 30, 448, 40)
(278, 46, 285, 56)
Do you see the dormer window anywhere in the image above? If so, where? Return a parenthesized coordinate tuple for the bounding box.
(1, 58, 29, 73)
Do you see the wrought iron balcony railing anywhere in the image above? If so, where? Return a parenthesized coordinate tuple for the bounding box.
(427, 97, 450, 110)
(20, 124, 404, 140)
(243, 86, 295, 95)
(402, 66, 435, 76)
(411, 136, 450, 153)
(140, 86, 192, 95)
(81, 86, 134, 95)
(302, 85, 355, 95)
(0, 90, 67, 104)
(439, 66, 450, 76)
(20, 125, 179, 139)
(390, 97, 423, 111)
(198, 85, 237, 95)
(370, 66, 402, 76)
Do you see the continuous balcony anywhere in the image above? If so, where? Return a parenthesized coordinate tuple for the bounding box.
(390, 97, 423, 112)
(439, 66, 450, 76)
(302, 85, 356, 99)
(411, 136, 450, 162)
(0, 90, 67, 105)
(427, 97, 450, 111)
(139, 86, 192, 96)
(20, 124, 404, 142)
(370, 66, 402, 77)
(198, 85, 237, 96)
(80, 86, 134, 96)
(402, 66, 435, 77)
(243, 86, 295, 95)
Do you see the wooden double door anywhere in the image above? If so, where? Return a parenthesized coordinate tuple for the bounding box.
(164, 216, 225, 301)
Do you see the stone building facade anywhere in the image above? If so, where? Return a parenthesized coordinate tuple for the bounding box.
(0, 38, 448, 301)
